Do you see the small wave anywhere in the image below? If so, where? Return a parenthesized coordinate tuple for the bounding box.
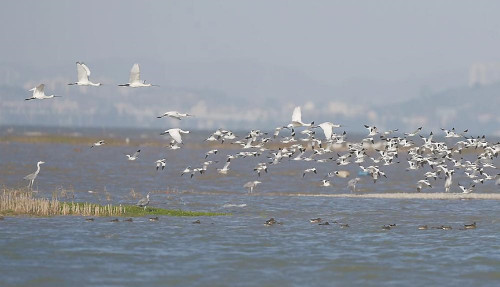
(222, 203, 247, 208)
(287, 192, 500, 200)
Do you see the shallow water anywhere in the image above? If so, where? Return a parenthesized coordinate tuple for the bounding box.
(1, 129, 499, 286)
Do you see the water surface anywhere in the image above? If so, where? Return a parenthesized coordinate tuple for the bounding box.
(1, 129, 499, 286)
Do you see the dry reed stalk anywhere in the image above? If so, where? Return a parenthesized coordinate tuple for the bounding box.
(0, 189, 124, 216)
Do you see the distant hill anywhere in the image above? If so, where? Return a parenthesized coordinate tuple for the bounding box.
(0, 60, 497, 135)
(373, 83, 500, 136)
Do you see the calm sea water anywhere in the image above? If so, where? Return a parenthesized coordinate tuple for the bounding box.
(1, 127, 499, 286)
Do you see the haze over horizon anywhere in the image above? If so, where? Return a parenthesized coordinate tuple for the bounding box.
(1, 1, 500, 134)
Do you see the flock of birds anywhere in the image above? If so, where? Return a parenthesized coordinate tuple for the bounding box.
(263, 217, 477, 231)
(22, 62, 500, 209)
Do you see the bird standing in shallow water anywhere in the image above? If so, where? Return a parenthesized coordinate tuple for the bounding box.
(244, 181, 262, 193)
(24, 161, 45, 190)
(347, 178, 361, 193)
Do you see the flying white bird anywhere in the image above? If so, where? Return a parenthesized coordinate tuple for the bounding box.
(458, 182, 475, 194)
(288, 106, 314, 128)
(155, 159, 166, 170)
(24, 161, 45, 189)
(416, 180, 432, 192)
(118, 63, 158, 88)
(303, 168, 317, 177)
(181, 166, 191, 176)
(364, 125, 378, 136)
(321, 179, 331, 187)
(91, 140, 105, 148)
(217, 158, 232, 174)
(68, 62, 101, 86)
(25, 84, 61, 100)
(404, 127, 422, 137)
(125, 149, 141, 161)
(317, 122, 341, 140)
(254, 162, 268, 177)
(205, 149, 218, 158)
(157, 111, 193, 120)
(160, 128, 190, 144)
(328, 170, 351, 178)
(441, 128, 467, 138)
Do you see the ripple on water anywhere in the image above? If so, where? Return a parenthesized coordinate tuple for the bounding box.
(1, 142, 500, 286)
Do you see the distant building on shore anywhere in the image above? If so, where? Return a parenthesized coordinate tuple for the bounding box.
(469, 62, 500, 87)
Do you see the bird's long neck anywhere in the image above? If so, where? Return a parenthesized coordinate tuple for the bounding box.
(36, 163, 41, 174)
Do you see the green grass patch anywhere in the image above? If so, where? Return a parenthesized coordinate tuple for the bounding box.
(1, 189, 229, 217)
(121, 205, 228, 217)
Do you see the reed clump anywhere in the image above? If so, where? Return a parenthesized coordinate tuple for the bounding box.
(0, 189, 124, 216)
(0, 189, 229, 217)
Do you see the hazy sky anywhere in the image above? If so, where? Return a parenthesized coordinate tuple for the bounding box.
(2, 0, 500, 85)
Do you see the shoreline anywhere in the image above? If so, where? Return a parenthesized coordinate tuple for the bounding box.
(163, 190, 500, 200)
(272, 192, 500, 200)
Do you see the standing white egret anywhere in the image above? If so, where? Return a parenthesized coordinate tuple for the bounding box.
(118, 63, 158, 88)
(347, 178, 361, 193)
(25, 84, 61, 100)
(136, 192, 150, 210)
(243, 181, 262, 193)
(160, 128, 190, 144)
(68, 62, 101, 86)
(24, 161, 45, 189)
(157, 111, 193, 120)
